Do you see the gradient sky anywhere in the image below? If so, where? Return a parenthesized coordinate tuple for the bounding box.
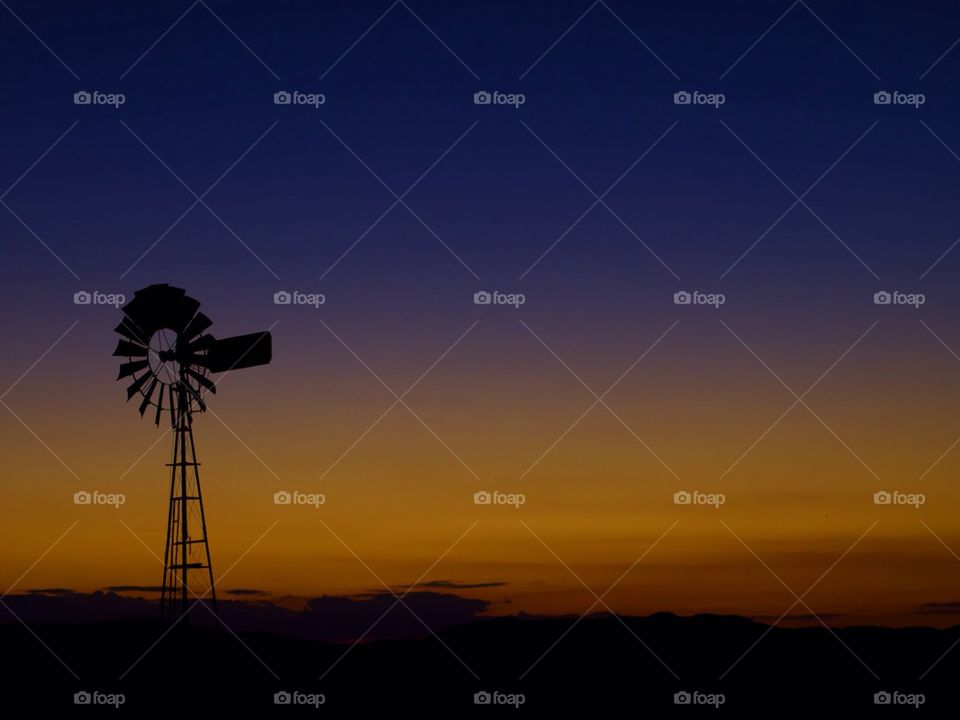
(3, 0, 960, 627)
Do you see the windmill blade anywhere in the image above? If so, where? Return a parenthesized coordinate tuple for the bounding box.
(201, 332, 272, 372)
(168, 385, 176, 427)
(117, 359, 150, 380)
(183, 380, 207, 412)
(113, 339, 148, 357)
(188, 333, 217, 352)
(186, 367, 216, 393)
(170, 295, 201, 332)
(114, 318, 148, 344)
(182, 311, 213, 341)
(154, 386, 164, 426)
(125, 372, 152, 400)
(138, 378, 158, 416)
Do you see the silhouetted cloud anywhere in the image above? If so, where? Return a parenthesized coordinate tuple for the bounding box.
(751, 613, 846, 623)
(224, 588, 269, 597)
(104, 585, 163, 593)
(25, 588, 75, 595)
(411, 580, 508, 590)
(915, 601, 960, 614)
(2, 588, 490, 643)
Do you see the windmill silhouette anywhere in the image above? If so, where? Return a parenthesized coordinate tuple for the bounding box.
(113, 284, 272, 620)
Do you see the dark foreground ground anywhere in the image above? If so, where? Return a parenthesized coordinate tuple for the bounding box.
(0, 612, 954, 712)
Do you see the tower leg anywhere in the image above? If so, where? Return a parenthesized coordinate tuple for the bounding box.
(160, 393, 217, 622)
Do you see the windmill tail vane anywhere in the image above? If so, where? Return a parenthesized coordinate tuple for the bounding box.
(112, 284, 272, 620)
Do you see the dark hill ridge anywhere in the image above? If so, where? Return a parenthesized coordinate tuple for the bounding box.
(0, 612, 953, 711)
